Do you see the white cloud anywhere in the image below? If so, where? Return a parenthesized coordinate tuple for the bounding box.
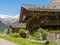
(0, 14, 19, 19)
(13, 14, 19, 18)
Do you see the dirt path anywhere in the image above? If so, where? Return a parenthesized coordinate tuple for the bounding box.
(0, 38, 18, 45)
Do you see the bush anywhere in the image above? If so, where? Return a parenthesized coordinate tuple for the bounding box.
(19, 29, 26, 38)
(19, 29, 26, 33)
(9, 33, 19, 38)
(31, 28, 48, 40)
(38, 28, 48, 40)
(32, 32, 40, 40)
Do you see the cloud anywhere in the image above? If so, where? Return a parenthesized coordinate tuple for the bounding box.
(0, 14, 19, 19)
(13, 14, 19, 18)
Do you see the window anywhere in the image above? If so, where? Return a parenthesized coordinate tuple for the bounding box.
(24, 11, 26, 16)
(56, 16, 59, 19)
(24, 16, 32, 20)
(57, 16, 60, 20)
(40, 16, 46, 19)
(48, 16, 56, 20)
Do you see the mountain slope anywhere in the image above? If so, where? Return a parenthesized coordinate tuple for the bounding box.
(0, 14, 19, 25)
(0, 21, 8, 31)
(0, 14, 19, 32)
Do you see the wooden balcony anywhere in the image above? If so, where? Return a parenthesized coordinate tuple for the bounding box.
(44, 20, 60, 26)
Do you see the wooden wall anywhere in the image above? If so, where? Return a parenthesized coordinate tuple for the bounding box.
(19, 7, 60, 29)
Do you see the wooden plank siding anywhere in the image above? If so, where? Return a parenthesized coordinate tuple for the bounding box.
(29, 11, 60, 16)
(19, 5, 60, 29)
(19, 7, 29, 22)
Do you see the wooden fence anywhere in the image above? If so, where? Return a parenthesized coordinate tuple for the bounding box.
(46, 32, 60, 45)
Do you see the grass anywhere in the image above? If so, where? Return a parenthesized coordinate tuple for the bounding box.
(0, 33, 44, 45)
(48, 29, 60, 33)
(0, 33, 55, 45)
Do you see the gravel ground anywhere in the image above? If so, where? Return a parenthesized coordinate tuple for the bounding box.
(0, 38, 18, 45)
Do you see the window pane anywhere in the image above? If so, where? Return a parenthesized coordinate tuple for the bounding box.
(48, 16, 56, 20)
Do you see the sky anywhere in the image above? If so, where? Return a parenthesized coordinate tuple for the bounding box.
(0, 0, 52, 16)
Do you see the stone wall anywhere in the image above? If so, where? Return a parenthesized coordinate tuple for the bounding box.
(46, 32, 60, 45)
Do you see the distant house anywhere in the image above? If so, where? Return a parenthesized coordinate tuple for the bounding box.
(8, 23, 26, 33)
(19, 4, 60, 30)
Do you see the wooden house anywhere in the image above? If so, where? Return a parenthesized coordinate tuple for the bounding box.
(19, 4, 60, 30)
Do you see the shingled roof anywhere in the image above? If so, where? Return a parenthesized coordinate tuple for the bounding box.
(10, 23, 26, 28)
(22, 4, 43, 10)
(21, 0, 60, 12)
(43, 0, 60, 9)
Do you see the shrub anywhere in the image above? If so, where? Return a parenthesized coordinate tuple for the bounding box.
(19, 29, 26, 38)
(19, 29, 26, 33)
(31, 28, 48, 40)
(32, 31, 40, 40)
(38, 28, 48, 40)
(9, 33, 19, 38)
